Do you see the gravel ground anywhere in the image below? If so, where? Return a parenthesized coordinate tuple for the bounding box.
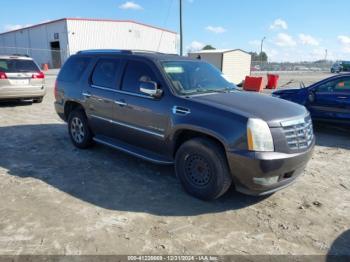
(0, 71, 349, 257)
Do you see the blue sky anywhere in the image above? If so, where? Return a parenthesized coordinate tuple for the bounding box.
(2, 0, 350, 62)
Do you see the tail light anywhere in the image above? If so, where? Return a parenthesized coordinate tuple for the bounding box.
(54, 80, 58, 100)
(0, 72, 7, 79)
(32, 71, 45, 79)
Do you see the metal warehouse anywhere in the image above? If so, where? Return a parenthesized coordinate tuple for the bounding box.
(189, 49, 252, 85)
(0, 18, 178, 68)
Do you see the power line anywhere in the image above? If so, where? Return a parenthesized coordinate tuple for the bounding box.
(157, 0, 175, 52)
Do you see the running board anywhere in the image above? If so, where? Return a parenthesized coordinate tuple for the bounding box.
(93, 136, 174, 165)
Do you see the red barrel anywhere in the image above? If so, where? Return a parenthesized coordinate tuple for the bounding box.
(266, 74, 279, 89)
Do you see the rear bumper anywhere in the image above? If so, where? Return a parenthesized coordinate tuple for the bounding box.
(227, 140, 315, 196)
(54, 101, 66, 121)
(0, 85, 46, 99)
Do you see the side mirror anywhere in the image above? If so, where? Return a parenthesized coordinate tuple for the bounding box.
(140, 81, 163, 98)
(308, 89, 315, 103)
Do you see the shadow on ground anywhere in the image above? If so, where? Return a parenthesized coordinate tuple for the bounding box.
(0, 100, 34, 107)
(0, 124, 270, 217)
(327, 229, 350, 261)
(314, 122, 350, 150)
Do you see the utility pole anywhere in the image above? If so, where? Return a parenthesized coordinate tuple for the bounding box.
(325, 49, 328, 61)
(179, 0, 183, 56)
(260, 36, 266, 68)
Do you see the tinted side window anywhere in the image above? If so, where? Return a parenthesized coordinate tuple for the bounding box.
(317, 81, 335, 93)
(58, 56, 91, 82)
(91, 59, 121, 89)
(122, 60, 157, 94)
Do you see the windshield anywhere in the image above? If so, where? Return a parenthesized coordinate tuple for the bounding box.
(0, 59, 40, 73)
(162, 60, 236, 95)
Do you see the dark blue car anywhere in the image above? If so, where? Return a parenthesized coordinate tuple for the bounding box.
(272, 74, 350, 124)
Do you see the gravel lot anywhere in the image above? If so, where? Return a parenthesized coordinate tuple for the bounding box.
(0, 71, 349, 256)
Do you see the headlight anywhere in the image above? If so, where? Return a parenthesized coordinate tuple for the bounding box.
(247, 118, 274, 152)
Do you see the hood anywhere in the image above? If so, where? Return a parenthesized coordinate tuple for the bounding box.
(190, 91, 308, 127)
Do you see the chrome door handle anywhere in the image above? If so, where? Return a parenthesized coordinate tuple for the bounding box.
(337, 96, 348, 99)
(82, 92, 91, 98)
(114, 100, 127, 106)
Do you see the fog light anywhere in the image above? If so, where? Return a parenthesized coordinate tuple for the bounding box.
(253, 176, 279, 186)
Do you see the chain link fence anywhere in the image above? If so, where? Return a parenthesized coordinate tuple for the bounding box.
(0, 46, 69, 69)
(251, 60, 333, 73)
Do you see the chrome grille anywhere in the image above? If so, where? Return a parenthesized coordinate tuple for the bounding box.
(282, 116, 314, 150)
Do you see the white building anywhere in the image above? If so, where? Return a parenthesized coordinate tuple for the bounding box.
(189, 49, 252, 85)
(0, 18, 178, 68)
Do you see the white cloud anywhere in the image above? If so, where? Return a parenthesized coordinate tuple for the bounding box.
(4, 24, 32, 32)
(275, 33, 296, 47)
(119, 1, 143, 10)
(338, 35, 350, 45)
(248, 40, 261, 47)
(299, 34, 319, 46)
(187, 41, 205, 52)
(338, 35, 350, 53)
(205, 26, 227, 34)
(270, 19, 288, 30)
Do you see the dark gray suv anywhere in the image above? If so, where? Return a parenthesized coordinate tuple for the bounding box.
(55, 50, 315, 200)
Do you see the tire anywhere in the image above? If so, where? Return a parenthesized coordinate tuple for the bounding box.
(33, 97, 43, 103)
(175, 138, 232, 201)
(68, 109, 93, 149)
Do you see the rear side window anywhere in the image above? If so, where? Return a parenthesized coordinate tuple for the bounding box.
(122, 60, 157, 94)
(334, 79, 350, 92)
(0, 59, 39, 72)
(58, 56, 91, 82)
(91, 59, 121, 89)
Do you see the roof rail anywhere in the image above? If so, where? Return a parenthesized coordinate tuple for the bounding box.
(77, 49, 179, 56)
(77, 49, 132, 55)
(11, 54, 30, 57)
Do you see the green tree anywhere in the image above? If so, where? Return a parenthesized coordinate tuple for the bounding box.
(249, 51, 268, 62)
(202, 45, 216, 50)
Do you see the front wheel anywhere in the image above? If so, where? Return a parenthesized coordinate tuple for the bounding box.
(175, 138, 232, 200)
(68, 109, 93, 149)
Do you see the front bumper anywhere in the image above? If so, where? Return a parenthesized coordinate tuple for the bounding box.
(227, 139, 315, 196)
(0, 85, 46, 100)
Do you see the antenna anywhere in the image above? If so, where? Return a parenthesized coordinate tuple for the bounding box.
(180, 0, 183, 56)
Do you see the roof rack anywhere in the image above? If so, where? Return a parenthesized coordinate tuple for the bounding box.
(77, 49, 132, 55)
(77, 49, 179, 56)
(11, 54, 30, 57)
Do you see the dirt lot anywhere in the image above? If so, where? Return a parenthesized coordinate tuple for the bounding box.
(0, 72, 349, 256)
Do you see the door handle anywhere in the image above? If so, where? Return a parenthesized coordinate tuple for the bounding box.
(82, 92, 91, 98)
(114, 100, 127, 106)
(337, 96, 348, 99)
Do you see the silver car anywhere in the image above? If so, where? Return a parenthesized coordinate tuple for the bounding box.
(0, 55, 46, 103)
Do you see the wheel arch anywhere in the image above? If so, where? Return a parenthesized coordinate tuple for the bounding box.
(64, 100, 85, 120)
(170, 126, 228, 157)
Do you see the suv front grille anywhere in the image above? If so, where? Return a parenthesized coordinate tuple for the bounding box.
(281, 116, 314, 150)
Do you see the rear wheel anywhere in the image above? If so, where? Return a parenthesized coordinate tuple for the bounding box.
(68, 109, 93, 149)
(175, 138, 232, 200)
(33, 97, 43, 103)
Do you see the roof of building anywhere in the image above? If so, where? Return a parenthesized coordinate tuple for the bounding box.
(189, 49, 251, 55)
(0, 18, 177, 36)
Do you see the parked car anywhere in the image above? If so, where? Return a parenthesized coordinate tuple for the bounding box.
(55, 50, 315, 200)
(0, 55, 46, 102)
(331, 61, 350, 73)
(273, 74, 350, 124)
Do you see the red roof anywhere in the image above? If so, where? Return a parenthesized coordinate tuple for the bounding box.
(0, 18, 177, 35)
